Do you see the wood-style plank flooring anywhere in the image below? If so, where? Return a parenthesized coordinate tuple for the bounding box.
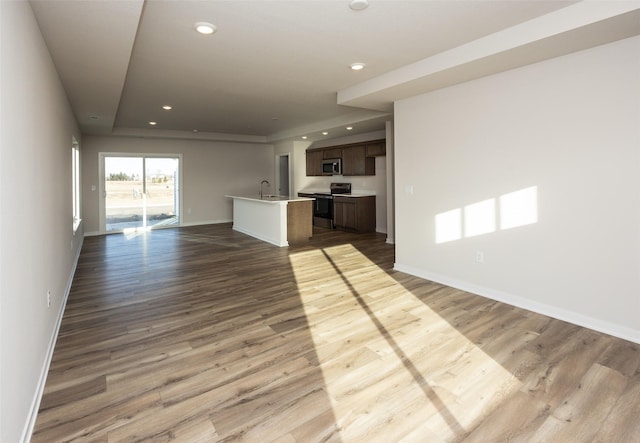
(32, 224, 640, 442)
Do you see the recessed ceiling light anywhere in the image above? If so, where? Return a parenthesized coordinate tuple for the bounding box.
(194, 22, 216, 35)
(350, 0, 369, 11)
(302, 136, 308, 140)
(162, 105, 172, 110)
(346, 126, 353, 131)
(149, 121, 157, 126)
(193, 129, 199, 133)
(322, 131, 329, 135)
(350, 62, 366, 71)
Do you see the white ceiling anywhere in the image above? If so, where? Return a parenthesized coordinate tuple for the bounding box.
(29, 0, 640, 144)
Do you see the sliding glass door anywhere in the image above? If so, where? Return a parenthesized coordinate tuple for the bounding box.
(101, 154, 181, 232)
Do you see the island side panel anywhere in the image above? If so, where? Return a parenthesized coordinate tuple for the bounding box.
(232, 198, 288, 247)
(286, 200, 313, 244)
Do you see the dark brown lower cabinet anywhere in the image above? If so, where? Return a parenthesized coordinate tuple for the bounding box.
(287, 200, 313, 244)
(333, 195, 376, 233)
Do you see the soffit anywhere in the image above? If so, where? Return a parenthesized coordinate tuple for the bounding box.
(29, 1, 639, 144)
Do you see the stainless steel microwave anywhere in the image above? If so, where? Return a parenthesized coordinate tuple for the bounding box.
(322, 158, 342, 175)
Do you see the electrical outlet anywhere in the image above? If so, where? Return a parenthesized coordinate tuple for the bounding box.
(47, 290, 51, 308)
(475, 251, 484, 263)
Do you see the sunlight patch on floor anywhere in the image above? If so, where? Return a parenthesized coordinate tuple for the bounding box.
(289, 243, 519, 440)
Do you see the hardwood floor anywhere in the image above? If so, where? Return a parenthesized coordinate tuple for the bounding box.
(32, 224, 640, 442)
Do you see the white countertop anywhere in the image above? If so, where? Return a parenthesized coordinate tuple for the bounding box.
(226, 195, 314, 203)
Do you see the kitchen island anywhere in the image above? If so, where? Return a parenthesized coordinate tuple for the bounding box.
(226, 195, 314, 247)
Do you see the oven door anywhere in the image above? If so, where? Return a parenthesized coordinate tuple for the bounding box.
(313, 194, 334, 228)
(314, 195, 333, 218)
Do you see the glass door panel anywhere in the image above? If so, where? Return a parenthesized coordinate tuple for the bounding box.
(145, 157, 179, 227)
(105, 157, 145, 232)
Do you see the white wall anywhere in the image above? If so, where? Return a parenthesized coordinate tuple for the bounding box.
(289, 140, 312, 197)
(82, 136, 274, 234)
(394, 36, 640, 343)
(0, 2, 84, 441)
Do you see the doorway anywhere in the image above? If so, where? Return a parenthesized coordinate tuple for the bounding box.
(276, 153, 291, 197)
(100, 154, 182, 233)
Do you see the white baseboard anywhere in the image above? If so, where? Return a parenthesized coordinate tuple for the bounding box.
(22, 235, 85, 442)
(393, 263, 639, 345)
(179, 219, 232, 227)
(84, 219, 233, 237)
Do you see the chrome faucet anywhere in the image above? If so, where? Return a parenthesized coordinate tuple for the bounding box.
(260, 180, 270, 198)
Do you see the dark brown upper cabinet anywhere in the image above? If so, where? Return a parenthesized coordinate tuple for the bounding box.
(305, 139, 385, 177)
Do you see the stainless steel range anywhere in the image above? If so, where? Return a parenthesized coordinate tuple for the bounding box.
(301, 182, 351, 229)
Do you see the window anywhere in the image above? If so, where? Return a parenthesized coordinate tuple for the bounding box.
(72, 137, 81, 232)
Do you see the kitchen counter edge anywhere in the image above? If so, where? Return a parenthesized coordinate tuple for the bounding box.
(226, 195, 315, 203)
